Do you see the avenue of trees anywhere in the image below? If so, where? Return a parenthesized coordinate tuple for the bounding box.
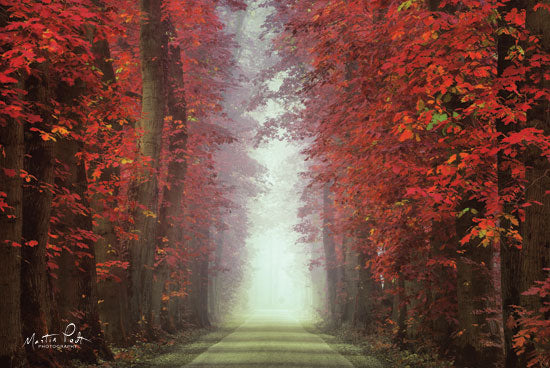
(1, 0, 549, 368)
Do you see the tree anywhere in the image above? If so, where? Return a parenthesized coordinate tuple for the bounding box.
(0, 74, 27, 368)
(128, 0, 166, 332)
(154, 17, 188, 329)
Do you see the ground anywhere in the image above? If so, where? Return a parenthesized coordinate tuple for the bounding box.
(176, 310, 382, 368)
(80, 310, 456, 368)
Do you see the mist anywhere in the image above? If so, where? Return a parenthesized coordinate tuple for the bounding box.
(213, 0, 321, 322)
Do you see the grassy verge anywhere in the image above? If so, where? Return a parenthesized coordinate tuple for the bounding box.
(302, 322, 384, 368)
(305, 322, 453, 368)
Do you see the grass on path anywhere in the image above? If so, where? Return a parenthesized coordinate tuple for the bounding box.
(75, 317, 244, 368)
(302, 322, 384, 368)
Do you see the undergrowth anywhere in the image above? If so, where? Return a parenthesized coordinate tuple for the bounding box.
(312, 321, 454, 368)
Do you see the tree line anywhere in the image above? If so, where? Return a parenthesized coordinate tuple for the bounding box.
(263, 0, 550, 367)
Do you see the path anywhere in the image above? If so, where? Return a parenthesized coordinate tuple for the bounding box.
(184, 310, 354, 368)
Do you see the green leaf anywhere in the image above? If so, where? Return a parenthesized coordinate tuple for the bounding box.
(458, 208, 470, 218)
(398, 0, 413, 11)
(427, 112, 448, 130)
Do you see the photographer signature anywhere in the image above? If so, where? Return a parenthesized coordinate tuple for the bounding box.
(24, 323, 91, 350)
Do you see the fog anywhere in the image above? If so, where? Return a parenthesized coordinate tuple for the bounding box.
(217, 1, 321, 320)
(245, 139, 313, 316)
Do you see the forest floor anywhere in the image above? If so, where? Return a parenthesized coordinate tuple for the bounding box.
(313, 323, 454, 368)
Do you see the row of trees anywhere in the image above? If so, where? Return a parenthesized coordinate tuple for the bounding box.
(0, 0, 255, 367)
(263, 0, 549, 367)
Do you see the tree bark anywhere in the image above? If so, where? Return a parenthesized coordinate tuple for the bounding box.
(394, 273, 408, 346)
(322, 185, 338, 327)
(129, 0, 166, 332)
(521, 0, 550, 314)
(85, 10, 131, 346)
(427, 218, 456, 352)
(0, 8, 27, 367)
(517, 1, 550, 363)
(154, 18, 188, 331)
(186, 230, 211, 328)
(207, 231, 223, 323)
(20, 68, 56, 367)
(53, 136, 112, 362)
(455, 199, 501, 367)
(340, 236, 357, 325)
(497, 1, 526, 366)
(0, 90, 27, 368)
(354, 249, 381, 331)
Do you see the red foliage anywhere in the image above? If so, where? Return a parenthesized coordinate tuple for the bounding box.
(0, 0, 252, 319)
(263, 0, 550, 362)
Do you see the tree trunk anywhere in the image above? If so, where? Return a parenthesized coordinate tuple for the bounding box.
(522, 0, 550, 309)
(20, 69, 56, 367)
(186, 231, 211, 328)
(322, 185, 338, 326)
(129, 0, 166, 332)
(309, 237, 328, 319)
(394, 273, 408, 346)
(427, 219, 456, 352)
(354, 249, 381, 331)
(0, 94, 27, 368)
(86, 14, 131, 346)
(0, 12, 27, 367)
(92, 162, 130, 346)
(518, 0, 550, 362)
(340, 236, 357, 325)
(455, 199, 501, 367)
(198, 256, 210, 327)
(53, 137, 112, 362)
(208, 231, 223, 323)
(497, 1, 526, 366)
(154, 18, 188, 331)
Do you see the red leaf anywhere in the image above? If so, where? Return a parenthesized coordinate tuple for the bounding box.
(0, 73, 18, 84)
(3, 168, 17, 177)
